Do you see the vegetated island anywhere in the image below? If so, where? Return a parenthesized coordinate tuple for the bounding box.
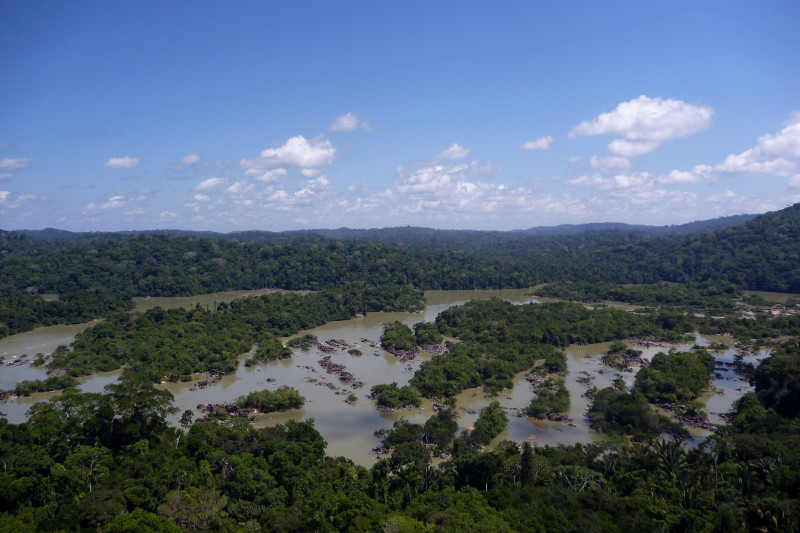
(0, 204, 800, 530)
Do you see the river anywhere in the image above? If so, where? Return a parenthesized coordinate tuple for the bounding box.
(0, 288, 765, 465)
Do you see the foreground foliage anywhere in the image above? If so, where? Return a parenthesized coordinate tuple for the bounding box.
(2, 341, 800, 532)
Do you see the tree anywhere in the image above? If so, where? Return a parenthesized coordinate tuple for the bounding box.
(157, 487, 228, 531)
(104, 372, 174, 446)
(103, 509, 181, 533)
(64, 445, 113, 493)
(471, 401, 508, 445)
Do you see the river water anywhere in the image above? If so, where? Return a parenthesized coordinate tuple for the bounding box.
(0, 289, 765, 465)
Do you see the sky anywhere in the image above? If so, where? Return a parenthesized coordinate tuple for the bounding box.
(2, 1, 800, 232)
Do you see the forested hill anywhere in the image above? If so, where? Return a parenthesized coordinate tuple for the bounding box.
(635, 202, 800, 292)
(1, 204, 798, 300)
(516, 213, 757, 237)
(13, 212, 755, 244)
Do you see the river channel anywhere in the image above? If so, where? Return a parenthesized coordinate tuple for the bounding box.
(0, 289, 765, 466)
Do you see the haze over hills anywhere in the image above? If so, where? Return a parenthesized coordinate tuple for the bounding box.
(10, 212, 758, 242)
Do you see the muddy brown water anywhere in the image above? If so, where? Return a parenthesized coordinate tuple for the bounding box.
(0, 289, 766, 465)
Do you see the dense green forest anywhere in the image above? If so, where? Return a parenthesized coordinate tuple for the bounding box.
(2, 203, 800, 337)
(1, 205, 800, 530)
(1, 342, 799, 531)
(5, 284, 424, 391)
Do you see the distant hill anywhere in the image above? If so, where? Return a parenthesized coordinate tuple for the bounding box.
(10, 213, 758, 243)
(3, 204, 799, 293)
(517, 214, 757, 237)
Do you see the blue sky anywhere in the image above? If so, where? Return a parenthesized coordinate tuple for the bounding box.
(2, 1, 800, 232)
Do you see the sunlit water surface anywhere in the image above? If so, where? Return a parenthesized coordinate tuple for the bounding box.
(0, 289, 765, 465)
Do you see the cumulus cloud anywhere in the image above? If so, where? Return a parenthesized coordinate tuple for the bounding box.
(169, 154, 202, 172)
(328, 113, 372, 132)
(570, 95, 714, 155)
(251, 168, 288, 183)
(82, 190, 150, 214)
(103, 156, 140, 169)
(394, 161, 499, 196)
(196, 177, 227, 190)
(520, 136, 554, 150)
(336, 160, 605, 228)
(194, 194, 211, 202)
(607, 139, 659, 157)
(568, 172, 651, 191)
(570, 95, 713, 141)
(658, 164, 713, 184)
(437, 143, 471, 161)
(244, 135, 336, 169)
(180, 154, 201, 166)
(240, 136, 337, 183)
(293, 176, 332, 202)
(714, 112, 800, 176)
(83, 195, 129, 212)
(662, 112, 800, 186)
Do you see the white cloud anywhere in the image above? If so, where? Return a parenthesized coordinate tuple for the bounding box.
(0, 191, 37, 210)
(169, 154, 202, 172)
(520, 136, 554, 150)
(329, 113, 372, 132)
(180, 154, 201, 166)
(225, 182, 256, 195)
(570, 95, 713, 141)
(196, 177, 227, 190)
(394, 161, 499, 196)
(251, 168, 288, 183)
(659, 164, 713, 184)
(663, 112, 800, 186)
(568, 172, 651, 191)
(589, 155, 631, 172)
(437, 143, 471, 161)
(240, 135, 337, 171)
(293, 176, 331, 203)
(714, 112, 800, 176)
(607, 139, 659, 157)
(83, 195, 129, 213)
(0, 157, 33, 180)
(103, 156, 140, 169)
(194, 194, 211, 202)
(0, 158, 32, 172)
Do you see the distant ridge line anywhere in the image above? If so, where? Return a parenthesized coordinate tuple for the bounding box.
(9, 213, 758, 241)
